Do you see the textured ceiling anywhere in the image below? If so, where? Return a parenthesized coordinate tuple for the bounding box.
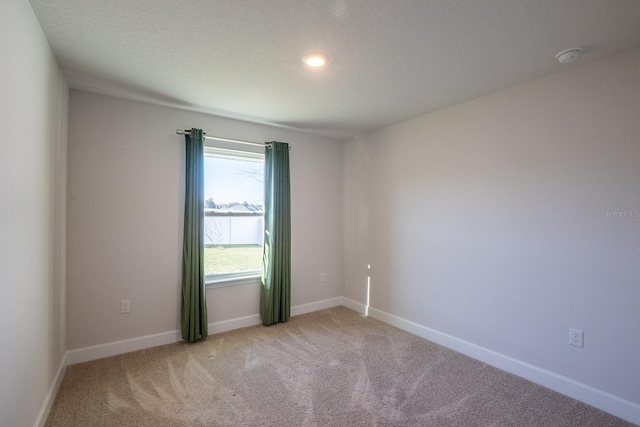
(30, 0, 640, 140)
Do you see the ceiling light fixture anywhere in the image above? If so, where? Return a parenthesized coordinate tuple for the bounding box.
(555, 47, 582, 64)
(303, 53, 328, 68)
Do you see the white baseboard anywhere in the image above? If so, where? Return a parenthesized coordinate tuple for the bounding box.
(66, 328, 182, 365)
(33, 352, 67, 427)
(65, 297, 343, 366)
(340, 296, 366, 313)
(340, 297, 640, 426)
(291, 296, 342, 316)
(208, 313, 262, 335)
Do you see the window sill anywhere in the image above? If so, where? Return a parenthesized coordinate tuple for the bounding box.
(205, 274, 261, 289)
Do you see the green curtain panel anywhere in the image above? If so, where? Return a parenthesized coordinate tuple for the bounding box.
(181, 128, 208, 342)
(261, 141, 292, 326)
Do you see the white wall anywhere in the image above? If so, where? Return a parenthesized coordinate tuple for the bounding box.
(0, 1, 68, 425)
(66, 91, 343, 350)
(344, 49, 640, 409)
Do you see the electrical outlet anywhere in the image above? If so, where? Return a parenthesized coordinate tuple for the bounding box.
(121, 300, 131, 314)
(569, 328, 583, 347)
(319, 273, 325, 283)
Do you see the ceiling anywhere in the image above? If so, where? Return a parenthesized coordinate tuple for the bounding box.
(30, 0, 640, 140)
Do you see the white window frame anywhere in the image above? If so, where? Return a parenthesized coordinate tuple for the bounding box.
(203, 146, 264, 289)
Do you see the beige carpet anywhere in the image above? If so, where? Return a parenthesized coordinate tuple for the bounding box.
(46, 307, 635, 426)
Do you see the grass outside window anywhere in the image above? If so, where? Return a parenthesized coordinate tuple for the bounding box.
(204, 244, 262, 276)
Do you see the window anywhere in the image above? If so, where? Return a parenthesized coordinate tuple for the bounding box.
(203, 147, 264, 286)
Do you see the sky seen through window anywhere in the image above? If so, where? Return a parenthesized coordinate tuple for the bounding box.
(204, 155, 264, 206)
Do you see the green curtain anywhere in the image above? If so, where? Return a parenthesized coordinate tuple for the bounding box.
(181, 128, 208, 342)
(261, 141, 291, 326)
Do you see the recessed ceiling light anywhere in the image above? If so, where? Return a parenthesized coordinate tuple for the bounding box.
(303, 53, 328, 68)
